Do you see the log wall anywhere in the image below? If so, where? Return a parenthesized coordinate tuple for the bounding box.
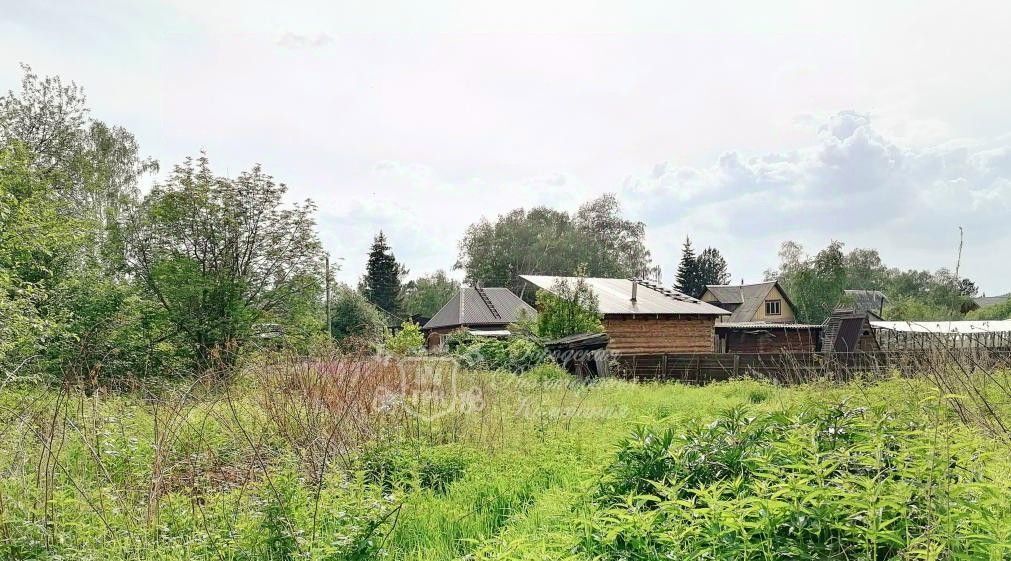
(602, 315, 717, 354)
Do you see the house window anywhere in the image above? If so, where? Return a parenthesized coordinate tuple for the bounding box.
(765, 299, 782, 316)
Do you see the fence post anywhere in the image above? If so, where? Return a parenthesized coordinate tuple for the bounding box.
(733, 354, 740, 378)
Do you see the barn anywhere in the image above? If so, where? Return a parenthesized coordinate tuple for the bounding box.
(520, 276, 729, 354)
(421, 287, 536, 350)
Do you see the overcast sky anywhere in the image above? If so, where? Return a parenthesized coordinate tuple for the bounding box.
(3, 1, 1011, 293)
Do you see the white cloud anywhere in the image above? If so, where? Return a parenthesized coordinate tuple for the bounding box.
(619, 112, 1011, 290)
(276, 32, 333, 49)
(5, 1, 1011, 292)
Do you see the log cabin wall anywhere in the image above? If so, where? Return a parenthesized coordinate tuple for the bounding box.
(602, 315, 718, 354)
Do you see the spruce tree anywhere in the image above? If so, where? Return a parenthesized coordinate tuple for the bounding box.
(674, 237, 699, 297)
(696, 247, 731, 288)
(359, 231, 402, 315)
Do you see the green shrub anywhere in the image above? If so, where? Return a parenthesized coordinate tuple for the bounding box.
(386, 321, 424, 356)
(521, 363, 570, 382)
(361, 443, 477, 493)
(586, 403, 1011, 560)
(451, 336, 550, 373)
(534, 275, 604, 340)
(330, 284, 388, 344)
(967, 297, 1011, 320)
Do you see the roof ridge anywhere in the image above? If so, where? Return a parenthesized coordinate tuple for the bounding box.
(634, 277, 704, 304)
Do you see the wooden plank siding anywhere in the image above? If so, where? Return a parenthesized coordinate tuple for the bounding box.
(718, 327, 821, 354)
(614, 349, 1011, 384)
(602, 315, 718, 354)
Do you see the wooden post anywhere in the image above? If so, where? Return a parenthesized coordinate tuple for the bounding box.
(324, 253, 332, 340)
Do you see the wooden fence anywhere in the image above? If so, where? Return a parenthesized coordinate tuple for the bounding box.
(612, 349, 1011, 384)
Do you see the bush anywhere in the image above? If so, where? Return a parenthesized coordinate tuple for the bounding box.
(386, 321, 424, 356)
(586, 403, 1011, 560)
(521, 363, 570, 382)
(534, 275, 603, 340)
(330, 284, 388, 344)
(360, 443, 477, 493)
(967, 297, 1011, 320)
(44, 278, 189, 383)
(450, 336, 550, 373)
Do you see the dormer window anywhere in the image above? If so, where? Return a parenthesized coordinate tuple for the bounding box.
(765, 299, 782, 315)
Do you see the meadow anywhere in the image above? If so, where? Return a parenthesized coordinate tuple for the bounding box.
(1, 355, 1010, 560)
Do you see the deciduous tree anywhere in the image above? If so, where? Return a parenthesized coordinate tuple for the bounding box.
(402, 270, 459, 318)
(535, 269, 603, 339)
(128, 155, 323, 371)
(456, 194, 651, 297)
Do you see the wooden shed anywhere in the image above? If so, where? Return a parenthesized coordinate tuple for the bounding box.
(520, 275, 729, 354)
(715, 322, 823, 354)
(544, 332, 611, 378)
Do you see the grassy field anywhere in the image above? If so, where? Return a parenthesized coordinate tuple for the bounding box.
(1, 357, 1009, 560)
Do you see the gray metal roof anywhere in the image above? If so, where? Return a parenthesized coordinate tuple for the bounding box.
(520, 275, 729, 316)
(973, 293, 1010, 309)
(715, 322, 822, 330)
(422, 287, 537, 330)
(704, 281, 790, 322)
(543, 332, 610, 350)
(844, 290, 888, 314)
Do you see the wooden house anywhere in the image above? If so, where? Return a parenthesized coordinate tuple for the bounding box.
(421, 287, 536, 350)
(520, 275, 729, 354)
(700, 281, 797, 323)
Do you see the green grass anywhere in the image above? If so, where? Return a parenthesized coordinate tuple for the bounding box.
(1, 364, 1008, 560)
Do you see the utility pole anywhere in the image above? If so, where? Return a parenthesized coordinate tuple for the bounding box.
(954, 226, 964, 280)
(324, 253, 332, 340)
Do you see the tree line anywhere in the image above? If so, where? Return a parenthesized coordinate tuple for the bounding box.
(1, 64, 999, 384)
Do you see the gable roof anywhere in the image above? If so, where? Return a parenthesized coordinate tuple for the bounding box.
(423, 287, 536, 330)
(973, 293, 1010, 309)
(703, 281, 793, 322)
(520, 275, 729, 316)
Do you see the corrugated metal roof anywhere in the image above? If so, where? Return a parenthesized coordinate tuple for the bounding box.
(715, 322, 822, 330)
(704, 281, 790, 322)
(543, 332, 610, 350)
(844, 290, 888, 314)
(423, 287, 537, 330)
(870, 320, 1011, 333)
(520, 275, 729, 316)
(704, 284, 750, 304)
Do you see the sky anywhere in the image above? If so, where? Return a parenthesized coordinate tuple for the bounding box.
(3, 0, 1011, 293)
